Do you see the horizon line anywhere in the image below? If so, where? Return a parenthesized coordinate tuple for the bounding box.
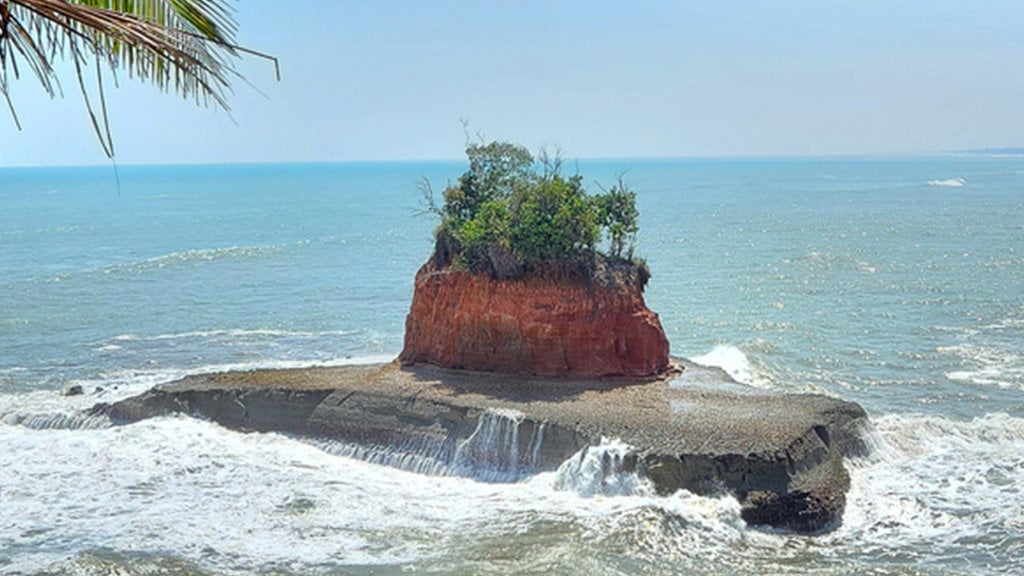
(5, 149, 1019, 170)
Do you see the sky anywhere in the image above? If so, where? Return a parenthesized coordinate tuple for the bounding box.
(2, 0, 1023, 166)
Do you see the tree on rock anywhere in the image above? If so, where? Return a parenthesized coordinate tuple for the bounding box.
(425, 140, 646, 285)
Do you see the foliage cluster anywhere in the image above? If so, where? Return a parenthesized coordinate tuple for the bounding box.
(423, 140, 641, 280)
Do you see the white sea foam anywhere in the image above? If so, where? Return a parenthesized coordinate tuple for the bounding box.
(0, 418, 457, 571)
(0, 417, 744, 574)
(927, 177, 966, 187)
(827, 412, 1024, 565)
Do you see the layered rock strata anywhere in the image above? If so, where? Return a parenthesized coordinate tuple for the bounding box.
(95, 360, 868, 533)
(399, 261, 670, 377)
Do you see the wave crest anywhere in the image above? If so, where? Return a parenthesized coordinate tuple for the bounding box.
(927, 177, 966, 188)
(689, 345, 766, 387)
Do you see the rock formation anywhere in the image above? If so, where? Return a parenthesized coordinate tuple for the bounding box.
(398, 259, 670, 378)
(94, 359, 869, 533)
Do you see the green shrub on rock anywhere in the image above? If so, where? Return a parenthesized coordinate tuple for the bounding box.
(424, 140, 645, 284)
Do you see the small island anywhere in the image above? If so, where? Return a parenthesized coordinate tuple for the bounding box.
(401, 140, 669, 377)
(93, 141, 870, 533)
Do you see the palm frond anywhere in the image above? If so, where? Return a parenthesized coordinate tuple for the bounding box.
(0, 0, 272, 157)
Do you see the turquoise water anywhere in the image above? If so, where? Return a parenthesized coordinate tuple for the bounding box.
(1, 158, 1022, 574)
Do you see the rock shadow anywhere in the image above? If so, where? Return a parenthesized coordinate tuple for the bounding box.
(397, 362, 674, 404)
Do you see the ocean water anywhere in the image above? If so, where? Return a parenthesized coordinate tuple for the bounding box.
(1, 157, 1022, 575)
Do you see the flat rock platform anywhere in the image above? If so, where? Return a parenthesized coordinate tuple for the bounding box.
(97, 359, 869, 533)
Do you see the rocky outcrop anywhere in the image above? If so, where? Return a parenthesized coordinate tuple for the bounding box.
(399, 260, 670, 377)
(93, 360, 869, 533)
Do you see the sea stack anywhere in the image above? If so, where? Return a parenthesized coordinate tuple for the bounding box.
(399, 256, 670, 378)
(399, 139, 671, 378)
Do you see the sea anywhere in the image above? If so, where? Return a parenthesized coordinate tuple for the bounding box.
(1, 157, 1022, 575)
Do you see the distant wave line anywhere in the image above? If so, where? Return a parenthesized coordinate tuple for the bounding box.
(109, 327, 366, 343)
(44, 243, 296, 283)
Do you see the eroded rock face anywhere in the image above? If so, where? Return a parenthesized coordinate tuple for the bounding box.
(399, 261, 670, 377)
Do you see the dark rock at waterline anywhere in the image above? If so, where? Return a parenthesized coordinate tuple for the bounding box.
(64, 385, 84, 397)
(91, 359, 869, 533)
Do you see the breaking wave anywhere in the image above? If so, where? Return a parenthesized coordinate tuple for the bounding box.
(827, 412, 1024, 570)
(926, 177, 966, 187)
(689, 344, 767, 387)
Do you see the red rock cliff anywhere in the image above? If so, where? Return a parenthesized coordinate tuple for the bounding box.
(399, 261, 670, 377)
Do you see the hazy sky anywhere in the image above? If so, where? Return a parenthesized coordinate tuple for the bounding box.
(2, 0, 1023, 166)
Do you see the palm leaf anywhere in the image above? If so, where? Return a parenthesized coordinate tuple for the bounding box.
(0, 0, 273, 157)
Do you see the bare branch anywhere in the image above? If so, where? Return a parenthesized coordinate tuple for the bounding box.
(417, 176, 442, 218)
